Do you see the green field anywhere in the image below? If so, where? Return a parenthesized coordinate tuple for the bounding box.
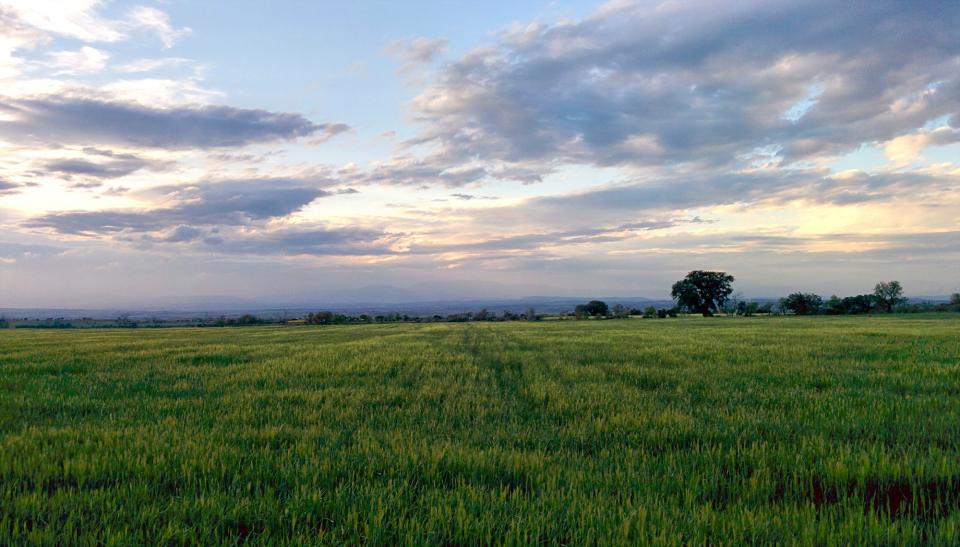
(2, 316, 960, 545)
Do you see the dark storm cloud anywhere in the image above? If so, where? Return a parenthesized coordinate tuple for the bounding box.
(398, 0, 960, 178)
(26, 178, 330, 235)
(0, 96, 350, 148)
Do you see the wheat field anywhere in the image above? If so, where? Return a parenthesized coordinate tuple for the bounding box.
(2, 315, 960, 545)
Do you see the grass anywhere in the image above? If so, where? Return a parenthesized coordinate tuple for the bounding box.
(2, 315, 960, 545)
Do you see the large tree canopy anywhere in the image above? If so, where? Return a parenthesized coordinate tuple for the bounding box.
(671, 271, 735, 317)
(873, 281, 905, 313)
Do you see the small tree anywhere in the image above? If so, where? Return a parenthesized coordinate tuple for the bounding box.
(671, 270, 735, 316)
(642, 305, 657, 318)
(873, 281, 905, 313)
(611, 304, 630, 319)
(951, 293, 960, 311)
(780, 293, 823, 315)
(308, 311, 334, 325)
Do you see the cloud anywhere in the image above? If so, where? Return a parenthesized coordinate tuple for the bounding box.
(196, 227, 398, 257)
(121, 223, 399, 258)
(390, 36, 448, 74)
(0, 8, 45, 79)
(306, 122, 351, 144)
(0, 95, 350, 148)
(47, 46, 109, 74)
(0, 180, 22, 194)
(351, 154, 534, 187)
(410, 219, 682, 255)
(1, 1, 190, 47)
(1, 0, 125, 42)
(882, 126, 960, 166)
(47, 158, 137, 179)
(402, 0, 960, 176)
(42, 148, 172, 180)
(21, 173, 401, 258)
(158, 224, 209, 243)
(434, 168, 960, 238)
(449, 193, 497, 201)
(126, 6, 191, 48)
(26, 178, 332, 235)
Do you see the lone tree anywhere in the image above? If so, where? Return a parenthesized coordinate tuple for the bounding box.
(873, 281, 905, 313)
(575, 300, 609, 318)
(671, 270, 735, 316)
(780, 292, 823, 315)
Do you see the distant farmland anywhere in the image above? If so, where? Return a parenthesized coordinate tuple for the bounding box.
(2, 316, 960, 544)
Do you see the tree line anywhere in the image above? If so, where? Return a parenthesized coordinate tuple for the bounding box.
(669, 271, 960, 316)
(779, 282, 960, 315)
(2, 272, 957, 329)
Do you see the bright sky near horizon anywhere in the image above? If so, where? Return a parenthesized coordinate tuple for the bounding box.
(0, 0, 958, 307)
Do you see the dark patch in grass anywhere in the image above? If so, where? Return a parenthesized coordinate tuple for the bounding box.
(176, 353, 251, 367)
(776, 476, 960, 521)
(224, 519, 263, 543)
(863, 478, 960, 521)
(9, 362, 90, 376)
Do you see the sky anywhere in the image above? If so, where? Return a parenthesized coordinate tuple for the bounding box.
(0, 0, 958, 307)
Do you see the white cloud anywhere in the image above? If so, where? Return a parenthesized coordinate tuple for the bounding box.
(883, 126, 960, 167)
(48, 46, 109, 74)
(0, 0, 125, 42)
(126, 6, 191, 48)
(0, 1, 190, 50)
(0, 9, 45, 79)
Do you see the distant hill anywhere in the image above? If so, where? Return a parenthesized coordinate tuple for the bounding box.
(2, 294, 949, 321)
(0, 295, 674, 320)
